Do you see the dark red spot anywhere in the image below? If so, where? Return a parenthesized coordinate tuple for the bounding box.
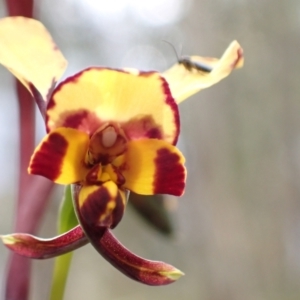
(30, 133, 68, 181)
(46, 109, 102, 135)
(111, 165, 126, 186)
(46, 67, 107, 133)
(63, 110, 88, 128)
(153, 148, 185, 196)
(122, 115, 163, 140)
(80, 187, 111, 227)
(146, 127, 162, 139)
(86, 164, 102, 184)
(97, 154, 111, 165)
(79, 185, 125, 229)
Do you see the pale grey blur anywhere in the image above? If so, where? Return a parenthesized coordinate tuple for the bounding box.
(1, 0, 300, 299)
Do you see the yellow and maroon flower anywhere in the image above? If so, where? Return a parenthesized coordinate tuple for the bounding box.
(0, 16, 244, 285)
(29, 67, 186, 230)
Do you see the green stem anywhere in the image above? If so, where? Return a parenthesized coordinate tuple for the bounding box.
(49, 185, 79, 300)
(50, 253, 73, 300)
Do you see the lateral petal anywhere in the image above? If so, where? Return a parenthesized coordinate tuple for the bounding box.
(28, 127, 89, 184)
(47, 68, 179, 144)
(115, 139, 186, 196)
(0, 17, 67, 108)
(163, 40, 244, 104)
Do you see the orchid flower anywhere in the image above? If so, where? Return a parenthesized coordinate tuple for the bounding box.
(0, 17, 244, 286)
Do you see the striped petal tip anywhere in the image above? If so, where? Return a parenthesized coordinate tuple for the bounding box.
(116, 139, 186, 196)
(163, 40, 244, 104)
(0, 225, 88, 259)
(75, 182, 127, 229)
(28, 127, 89, 184)
(0, 17, 67, 114)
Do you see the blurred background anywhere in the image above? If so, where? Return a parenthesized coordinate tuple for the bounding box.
(1, 0, 300, 299)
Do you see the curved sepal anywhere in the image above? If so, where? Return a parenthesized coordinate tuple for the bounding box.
(1, 225, 88, 259)
(163, 40, 244, 104)
(92, 227, 183, 285)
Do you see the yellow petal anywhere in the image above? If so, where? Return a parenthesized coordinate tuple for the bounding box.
(0, 17, 67, 102)
(162, 40, 244, 104)
(28, 127, 89, 184)
(47, 68, 179, 144)
(77, 182, 126, 228)
(114, 139, 186, 196)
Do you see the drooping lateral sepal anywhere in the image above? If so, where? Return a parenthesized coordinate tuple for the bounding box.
(28, 127, 90, 184)
(1, 225, 88, 259)
(87, 227, 183, 285)
(71, 185, 183, 285)
(75, 182, 126, 229)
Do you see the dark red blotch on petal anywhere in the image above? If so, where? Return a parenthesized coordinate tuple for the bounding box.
(80, 185, 125, 229)
(62, 110, 89, 129)
(46, 109, 102, 135)
(153, 148, 185, 196)
(146, 127, 162, 139)
(29, 133, 68, 181)
(122, 116, 163, 141)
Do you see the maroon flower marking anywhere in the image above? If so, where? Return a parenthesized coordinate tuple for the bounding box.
(153, 148, 185, 196)
(29, 133, 68, 181)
